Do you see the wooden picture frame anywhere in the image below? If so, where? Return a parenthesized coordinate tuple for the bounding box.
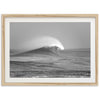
(2, 14, 98, 86)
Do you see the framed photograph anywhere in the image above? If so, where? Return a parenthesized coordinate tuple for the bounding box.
(2, 14, 98, 86)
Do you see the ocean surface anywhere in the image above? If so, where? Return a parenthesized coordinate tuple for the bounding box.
(10, 48, 90, 78)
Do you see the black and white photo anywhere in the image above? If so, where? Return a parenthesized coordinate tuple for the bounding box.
(10, 22, 90, 78)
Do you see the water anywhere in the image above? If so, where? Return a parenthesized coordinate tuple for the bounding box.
(10, 48, 90, 78)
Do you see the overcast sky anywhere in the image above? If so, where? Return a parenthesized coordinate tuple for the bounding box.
(10, 22, 90, 50)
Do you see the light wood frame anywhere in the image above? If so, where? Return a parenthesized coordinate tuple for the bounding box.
(1, 14, 98, 86)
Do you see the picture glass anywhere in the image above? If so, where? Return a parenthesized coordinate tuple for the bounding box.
(4, 17, 96, 84)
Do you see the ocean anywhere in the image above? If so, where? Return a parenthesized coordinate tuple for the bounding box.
(10, 48, 90, 78)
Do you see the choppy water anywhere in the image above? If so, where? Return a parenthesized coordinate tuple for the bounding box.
(10, 49, 90, 78)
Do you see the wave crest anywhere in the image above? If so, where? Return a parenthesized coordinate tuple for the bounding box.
(11, 46, 61, 56)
